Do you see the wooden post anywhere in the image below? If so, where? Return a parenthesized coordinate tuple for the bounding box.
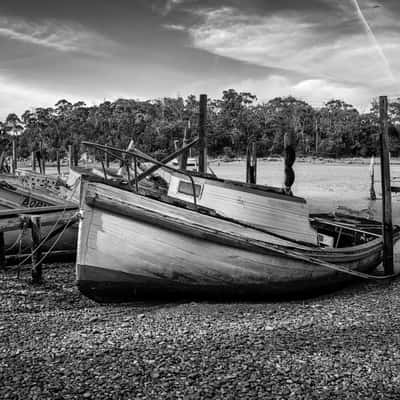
(39, 141, 45, 175)
(40, 157, 46, 176)
(246, 142, 257, 184)
(180, 122, 190, 170)
(379, 95, 393, 275)
(284, 130, 296, 195)
(56, 150, 61, 176)
(198, 94, 208, 174)
(0, 232, 5, 270)
(31, 216, 42, 283)
(105, 151, 110, 168)
(11, 136, 17, 174)
(31, 151, 36, 172)
(369, 156, 376, 200)
(68, 145, 73, 170)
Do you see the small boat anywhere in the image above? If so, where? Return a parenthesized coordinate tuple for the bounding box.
(0, 173, 79, 263)
(0, 173, 71, 210)
(0, 205, 78, 264)
(76, 178, 399, 301)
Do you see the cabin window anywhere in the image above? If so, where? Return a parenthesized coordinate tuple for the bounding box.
(177, 181, 202, 198)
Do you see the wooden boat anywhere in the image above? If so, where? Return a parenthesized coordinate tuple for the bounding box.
(0, 205, 78, 264)
(76, 179, 399, 301)
(0, 173, 72, 210)
(0, 173, 78, 262)
(79, 141, 319, 244)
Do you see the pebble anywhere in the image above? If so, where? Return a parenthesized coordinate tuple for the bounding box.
(1, 264, 400, 399)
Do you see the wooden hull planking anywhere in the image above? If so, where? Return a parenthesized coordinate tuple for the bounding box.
(77, 181, 386, 300)
(167, 174, 319, 245)
(0, 174, 79, 259)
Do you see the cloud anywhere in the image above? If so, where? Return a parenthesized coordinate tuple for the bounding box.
(186, 5, 400, 91)
(163, 23, 186, 31)
(0, 73, 144, 120)
(221, 75, 374, 111)
(0, 75, 71, 119)
(0, 16, 115, 55)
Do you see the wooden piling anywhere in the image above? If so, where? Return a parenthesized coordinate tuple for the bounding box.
(31, 151, 36, 172)
(105, 151, 110, 168)
(56, 150, 61, 176)
(0, 232, 5, 270)
(379, 95, 393, 275)
(369, 156, 376, 200)
(180, 122, 191, 170)
(283, 130, 297, 194)
(246, 142, 257, 184)
(68, 145, 73, 170)
(40, 156, 46, 176)
(11, 136, 17, 174)
(31, 216, 42, 283)
(198, 94, 208, 174)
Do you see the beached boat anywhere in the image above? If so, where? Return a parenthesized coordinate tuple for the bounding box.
(0, 205, 78, 264)
(0, 173, 71, 210)
(76, 179, 398, 301)
(0, 174, 78, 262)
(79, 141, 319, 244)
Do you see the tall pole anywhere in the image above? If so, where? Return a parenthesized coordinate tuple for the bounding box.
(246, 142, 257, 184)
(68, 145, 73, 170)
(284, 129, 296, 195)
(179, 120, 191, 170)
(31, 151, 36, 172)
(11, 136, 17, 174)
(198, 94, 208, 174)
(379, 95, 393, 275)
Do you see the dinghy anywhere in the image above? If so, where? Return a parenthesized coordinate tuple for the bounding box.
(76, 178, 399, 301)
(0, 174, 78, 263)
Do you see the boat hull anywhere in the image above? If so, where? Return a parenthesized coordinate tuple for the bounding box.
(77, 181, 388, 301)
(0, 174, 78, 261)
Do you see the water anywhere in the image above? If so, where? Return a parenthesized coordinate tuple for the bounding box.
(213, 160, 400, 224)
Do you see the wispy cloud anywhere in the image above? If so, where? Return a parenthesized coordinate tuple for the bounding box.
(0, 74, 72, 118)
(185, 4, 400, 94)
(0, 16, 115, 56)
(163, 23, 186, 31)
(0, 73, 142, 120)
(230, 75, 372, 110)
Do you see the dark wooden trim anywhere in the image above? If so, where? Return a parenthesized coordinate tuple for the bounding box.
(379, 95, 394, 275)
(198, 94, 208, 174)
(0, 204, 77, 217)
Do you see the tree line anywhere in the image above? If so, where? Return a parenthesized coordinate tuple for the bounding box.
(1, 90, 400, 169)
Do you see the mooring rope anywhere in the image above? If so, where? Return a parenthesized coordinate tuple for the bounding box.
(13, 182, 80, 277)
(30, 213, 79, 270)
(14, 212, 79, 275)
(5, 220, 28, 252)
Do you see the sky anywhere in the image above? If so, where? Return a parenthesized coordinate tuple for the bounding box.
(0, 0, 399, 118)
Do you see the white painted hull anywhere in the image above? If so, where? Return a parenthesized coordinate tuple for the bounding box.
(167, 174, 319, 245)
(76, 181, 386, 300)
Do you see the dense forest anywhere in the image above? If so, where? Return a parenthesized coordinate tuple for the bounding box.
(1, 90, 400, 166)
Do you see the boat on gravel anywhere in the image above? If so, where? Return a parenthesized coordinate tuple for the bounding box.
(0, 173, 78, 263)
(76, 177, 399, 301)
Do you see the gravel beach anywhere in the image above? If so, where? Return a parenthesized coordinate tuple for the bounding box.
(1, 264, 400, 399)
